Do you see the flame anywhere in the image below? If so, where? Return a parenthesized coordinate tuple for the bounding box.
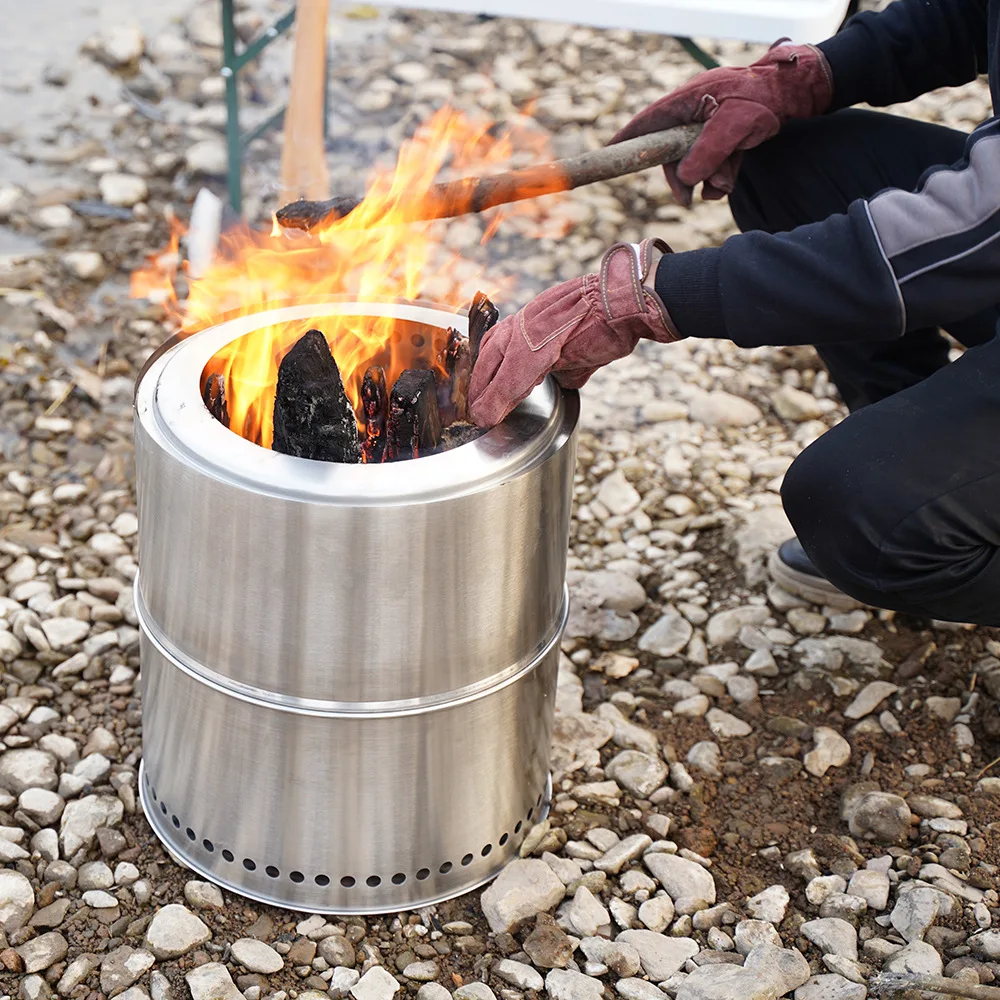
(131, 107, 571, 448)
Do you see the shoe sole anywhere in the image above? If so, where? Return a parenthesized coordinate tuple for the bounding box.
(767, 548, 863, 612)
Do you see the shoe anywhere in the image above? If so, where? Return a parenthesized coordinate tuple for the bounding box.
(767, 538, 861, 611)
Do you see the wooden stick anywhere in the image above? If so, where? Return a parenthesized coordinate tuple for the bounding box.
(279, 0, 330, 205)
(276, 123, 702, 231)
(869, 973, 1000, 1000)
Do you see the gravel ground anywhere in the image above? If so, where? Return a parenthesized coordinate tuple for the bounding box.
(1, 3, 999, 1000)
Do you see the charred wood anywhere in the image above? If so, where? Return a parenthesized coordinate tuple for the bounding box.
(467, 291, 499, 370)
(384, 369, 442, 462)
(272, 329, 362, 463)
(438, 327, 471, 425)
(360, 365, 389, 463)
(202, 372, 230, 428)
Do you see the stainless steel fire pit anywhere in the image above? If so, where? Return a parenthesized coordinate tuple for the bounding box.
(134, 299, 579, 913)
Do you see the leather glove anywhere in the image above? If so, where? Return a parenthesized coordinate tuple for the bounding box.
(611, 41, 833, 206)
(468, 239, 681, 428)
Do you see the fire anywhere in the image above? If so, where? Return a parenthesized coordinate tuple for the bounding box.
(131, 107, 571, 448)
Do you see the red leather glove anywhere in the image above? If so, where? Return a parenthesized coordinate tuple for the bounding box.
(612, 41, 833, 206)
(468, 239, 681, 428)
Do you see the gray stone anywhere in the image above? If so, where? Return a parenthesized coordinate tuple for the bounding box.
(453, 985, 494, 1000)
(403, 962, 440, 983)
(616, 930, 699, 980)
(595, 833, 652, 874)
(907, 794, 963, 820)
(0, 869, 34, 931)
(639, 608, 693, 657)
(17, 931, 68, 973)
(804, 728, 851, 777)
(707, 606, 769, 647)
(186, 963, 242, 1000)
(843, 681, 898, 719)
(100, 946, 155, 994)
(596, 470, 641, 515)
(99, 174, 147, 208)
(150, 971, 171, 1000)
(687, 742, 721, 778)
(772, 385, 823, 422)
(847, 870, 890, 910)
(689, 391, 762, 428)
(144, 904, 211, 959)
(19, 976, 50, 1000)
(606, 750, 668, 798)
(734, 920, 781, 956)
(801, 919, 858, 961)
(79, 862, 114, 891)
(351, 967, 402, 1000)
(332, 968, 363, 998)
(883, 941, 943, 976)
(494, 958, 544, 991)
(744, 943, 811, 994)
(580, 937, 642, 977)
(970, 930, 1000, 960)
(19, 788, 64, 825)
(706, 709, 752, 739)
(184, 880, 224, 909)
(616, 980, 666, 1000)
(185, 140, 228, 176)
(638, 894, 675, 933)
(848, 792, 912, 844)
(567, 885, 610, 937)
(60, 794, 124, 856)
(545, 969, 605, 1000)
(59, 954, 101, 995)
(319, 934, 357, 968)
(746, 885, 789, 924)
(83, 889, 118, 909)
(0, 749, 58, 794)
(480, 859, 566, 933)
(93, 24, 144, 66)
(231, 938, 284, 974)
(644, 853, 716, 908)
(794, 975, 867, 1000)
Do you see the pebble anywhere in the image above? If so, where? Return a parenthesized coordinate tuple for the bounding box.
(0, 870, 35, 931)
(93, 24, 144, 65)
(545, 969, 606, 1000)
(567, 885, 611, 937)
(581, 937, 642, 977)
(746, 885, 789, 924)
(734, 920, 781, 955)
(645, 853, 716, 909)
(638, 607, 693, 657)
(794, 975, 867, 1000)
(846, 869, 890, 910)
(638, 894, 675, 932)
(60, 794, 124, 856)
(847, 792, 913, 844)
(100, 946, 154, 993)
(706, 606, 769, 646)
(772, 385, 823, 422)
(494, 958, 544, 991)
(843, 681, 898, 720)
(17, 787, 63, 825)
(186, 962, 243, 1000)
(596, 470, 640, 515)
(144, 904, 212, 959)
(804, 728, 851, 777)
(0, 749, 57, 794)
(62, 250, 106, 280)
(606, 750, 668, 797)
(231, 938, 285, 974)
(706, 708, 752, 739)
(689, 391, 763, 427)
(884, 940, 943, 976)
(481, 859, 567, 933)
(184, 880, 224, 909)
(615, 930, 700, 980)
(185, 140, 228, 176)
(616, 980, 667, 1000)
(801, 919, 858, 961)
(351, 967, 402, 1000)
(17, 931, 68, 972)
(99, 173, 147, 208)
(891, 885, 945, 942)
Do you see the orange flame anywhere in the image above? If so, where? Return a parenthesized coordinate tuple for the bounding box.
(131, 107, 571, 448)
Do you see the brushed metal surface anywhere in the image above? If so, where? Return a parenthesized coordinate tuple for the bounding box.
(134, 301, 579, 912)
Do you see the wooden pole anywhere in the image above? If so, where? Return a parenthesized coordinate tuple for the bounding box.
(279, 0, 330, 205)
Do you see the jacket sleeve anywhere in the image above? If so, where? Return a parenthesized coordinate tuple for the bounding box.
(655, 119, 1000, 349)
(817, 0, 988, 111)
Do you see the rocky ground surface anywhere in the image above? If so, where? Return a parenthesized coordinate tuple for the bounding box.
(1, 2, 999, 1000)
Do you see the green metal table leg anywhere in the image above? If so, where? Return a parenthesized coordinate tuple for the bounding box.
(221, 0, 243, 214)
(675, 36, 721, 70)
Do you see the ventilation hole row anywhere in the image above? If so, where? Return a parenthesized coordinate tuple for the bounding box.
(147, 778, 545, 889)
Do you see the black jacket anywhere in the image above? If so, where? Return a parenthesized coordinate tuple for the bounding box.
(655, 0, 1000, 348)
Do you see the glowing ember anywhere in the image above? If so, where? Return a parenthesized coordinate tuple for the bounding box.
(131, 107, 571, 449)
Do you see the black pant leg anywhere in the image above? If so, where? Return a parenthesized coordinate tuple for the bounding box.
(781, 334, 1000, 625)
(730, 109, 999, 410)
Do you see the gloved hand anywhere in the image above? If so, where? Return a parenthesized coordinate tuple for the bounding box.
(611, 41, 833, 206)
(468, 239, 681, 427)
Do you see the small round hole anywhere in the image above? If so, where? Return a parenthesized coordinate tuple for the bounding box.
(341, 876, 356, 888)
(439, 862, 453, 874)
(315, 874, 330, 886)
(537, 793, 543, 807)
(461, 854, 473, 867)
(481, 844, 492, 857)
(499, 833, 509, 846)
(367, 875, 381, 887)
(186, 828, 196, 841)
(514, 821, 522, 834)
(266, 866, 279, 878)
(290, 871, 305, 883)
(527, 808, 534, 821)
(222, 850, 234, 863)
(159, 802, 167, 815)
(203, 840, 215, 852)
(391, 873, 406, 885)
(171, 815, 180, 829)
(243, 858, 256, 871)
(151, 787, 157, 801)
(416, 868, 430, 881)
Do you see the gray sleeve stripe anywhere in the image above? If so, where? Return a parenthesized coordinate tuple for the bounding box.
(868, 130, 1000, 258)
(863, 201, 907, 337)
(897, 226, 1000, 285)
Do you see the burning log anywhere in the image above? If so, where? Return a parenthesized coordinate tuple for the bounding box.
(360, 365, 389, 463)
(203, 373, 230, 428)
(467, 291, 499, 370)
(439, 327, 471, 425)
(384, 370, 442, 462)
(272, 329, 362, 463)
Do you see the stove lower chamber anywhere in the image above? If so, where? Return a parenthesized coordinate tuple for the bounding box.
(133, 300, 579, 913)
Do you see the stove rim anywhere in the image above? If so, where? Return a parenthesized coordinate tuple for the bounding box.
(135, 298, 579, 508)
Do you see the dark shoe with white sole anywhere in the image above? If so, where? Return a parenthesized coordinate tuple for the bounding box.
(768, 537, 861, 610)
